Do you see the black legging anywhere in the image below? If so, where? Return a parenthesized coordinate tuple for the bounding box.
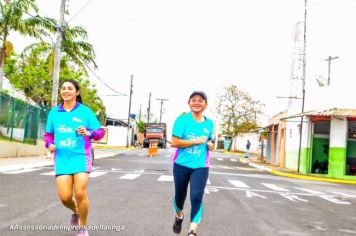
(173, 163, 209, 224)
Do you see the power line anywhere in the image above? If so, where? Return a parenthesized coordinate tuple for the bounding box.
(1, 0, 126, 97)
(83, 62, 127, 96)
(68, 0, 94, 23)
(0, 0, 55, 29)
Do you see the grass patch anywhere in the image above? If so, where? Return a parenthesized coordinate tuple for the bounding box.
(0, 134, 11, 141)
(0, 134, 36, 145)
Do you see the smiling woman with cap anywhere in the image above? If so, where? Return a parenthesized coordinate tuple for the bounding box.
(170, 91, 214, 236)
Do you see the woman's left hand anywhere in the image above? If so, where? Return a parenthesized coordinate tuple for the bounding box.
(207, 141, 214, 151)
(76, 126, 90, 137)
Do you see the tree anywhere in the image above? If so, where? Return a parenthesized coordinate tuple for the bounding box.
(137, 120, 145, 133)
(3, 50, 107, 124)
(0, 0, 56, 89)
(22, 24, 97, 76)
(216, 85, 264, 137)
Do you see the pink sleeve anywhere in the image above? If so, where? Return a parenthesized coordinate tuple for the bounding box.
(90, 128, 105, 141)
(44, 132, 54, 148)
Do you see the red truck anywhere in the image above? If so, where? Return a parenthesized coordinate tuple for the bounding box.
(143, 123, 167, 148)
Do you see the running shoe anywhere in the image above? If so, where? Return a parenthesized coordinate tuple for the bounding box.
(187, 230, 197, 236)
(77, 229, 89, 236)
(172, 213, 184, 234)
(70, 213, 79, 226)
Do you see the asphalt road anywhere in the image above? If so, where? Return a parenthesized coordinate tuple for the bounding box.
(1, 148, 356, 236)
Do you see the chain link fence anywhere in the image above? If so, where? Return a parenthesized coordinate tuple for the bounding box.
(0, 92, 49, 145)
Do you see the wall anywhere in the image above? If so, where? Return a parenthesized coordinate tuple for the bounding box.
(285, 117, 311, 173)
(328, 118, 347, 179)
(285, 118, 302, 170)
(96, 125, 133, 147)
(230, 133, 259, 154)
(0, 140, 47, 158)
(0, 127, 25, 141)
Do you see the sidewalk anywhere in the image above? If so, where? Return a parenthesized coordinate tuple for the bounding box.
(225, 151, 356, 185)
(0, 148, 124, 173)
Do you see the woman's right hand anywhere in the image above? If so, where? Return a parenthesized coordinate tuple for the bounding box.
(194, 136, 207, 145)
(48, 144, 56, 153)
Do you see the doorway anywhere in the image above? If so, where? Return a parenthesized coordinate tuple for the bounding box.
(346, 121, 356, 175)
(311, 121, 330, 174)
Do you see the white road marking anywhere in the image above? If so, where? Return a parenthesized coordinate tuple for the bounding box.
(246, 191, 267, 199)
(134, 170, 145, 173)
(89, 171, 108, 178)
(318, 195, 351, 205)
(279, 193, 309, 202)
(3, 168, 41, 174)
(0, 162, 52, 173)
(228, 180, 250, 188)
(206, 178, 211, 185)
(248, 162, 271, 172)
(294, 188, 352, 204)
(217, 158, 223, 161)
(157, 175, 173, 182)
(230, 159, 237, 162)
(119, 173, 141, 180)
(338, 229, 356, 234)
(294, 187, 324, 194)
(40, 171, 55, 176)
(261, 183, 289, 192)
(205, 186, 219, 194)
(331, 192, 356, 198)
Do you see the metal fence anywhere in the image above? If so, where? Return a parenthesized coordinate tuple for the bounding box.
(0, 92, 49, 145)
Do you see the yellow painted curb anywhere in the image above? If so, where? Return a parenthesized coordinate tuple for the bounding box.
(270, 170, 356, 185)
(223, 151, 243, 155)
(239, 158, 356, 185)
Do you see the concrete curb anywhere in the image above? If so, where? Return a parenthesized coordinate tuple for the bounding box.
(94, 152, 118, 160)
(239, 157, 356, 185)
(0, 160, 52, 172)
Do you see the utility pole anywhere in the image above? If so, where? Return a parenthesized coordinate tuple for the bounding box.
(126, 75, 133, 148)
(325, 56, 339, 85)
(156, 98, 168, 123)
(297, 0, 307, 173)
(147, 92, 151, 123)
(51, 0, 66, 107)
(139, 104, 142, 121)
(125, 75, 133, 147)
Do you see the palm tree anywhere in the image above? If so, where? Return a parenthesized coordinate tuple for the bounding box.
(22, 24, 97, 76)
(0, 0, 56, 89)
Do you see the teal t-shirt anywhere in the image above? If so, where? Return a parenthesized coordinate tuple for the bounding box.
(45, 103, 101, 175)
(172, 112, 214, 169)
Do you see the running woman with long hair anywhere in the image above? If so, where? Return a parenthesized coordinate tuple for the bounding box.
(171, 91, 214, 236)
(44, 79, 105, 236)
